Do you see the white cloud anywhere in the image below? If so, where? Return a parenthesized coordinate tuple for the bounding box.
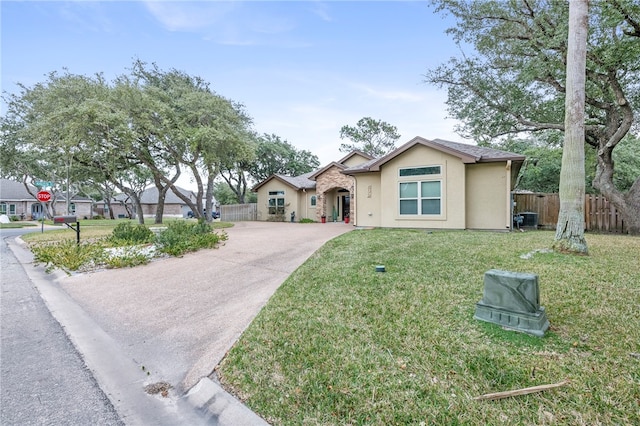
(351, 83, 425, 102)
(143, 1, 235, 32)
(143, 1, 307, 47)
(58, 2, 115, 34)
(310, 1, 332, 22)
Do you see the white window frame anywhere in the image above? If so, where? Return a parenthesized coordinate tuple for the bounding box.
(0, 203, 7, 215)
(310, 195, 317, 207)
(399, 180, 442, 216)
(398, 164, 444, 217)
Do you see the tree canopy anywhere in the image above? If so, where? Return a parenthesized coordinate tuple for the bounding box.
(426, 0, 640, 234)
(339, 117, 400, 157)
(0, 62, 257, 222)
(248, 133, 320, 183)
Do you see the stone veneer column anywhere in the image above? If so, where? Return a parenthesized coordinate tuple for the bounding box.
(314, 166, 355, 222)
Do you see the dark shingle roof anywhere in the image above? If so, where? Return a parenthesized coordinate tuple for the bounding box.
(0, 179, 36, 200)
(275, 171, 316, 190)
(139, 186, 197, 204)
(107, 185, 200, 205)
(0, 179, 92, 202)
(343, 136, 525, 174)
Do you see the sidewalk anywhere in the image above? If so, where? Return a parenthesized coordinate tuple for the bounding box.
(11, 221, 352, 424)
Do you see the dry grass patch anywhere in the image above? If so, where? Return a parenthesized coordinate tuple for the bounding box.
(218, 230, 639, 425)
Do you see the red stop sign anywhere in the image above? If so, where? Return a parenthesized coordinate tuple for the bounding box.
(36, 190, 51, 202)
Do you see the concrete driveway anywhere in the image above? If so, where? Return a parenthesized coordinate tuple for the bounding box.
(59, 221, 352, 393)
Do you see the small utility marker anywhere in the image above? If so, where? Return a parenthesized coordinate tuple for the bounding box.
(375, 265, 386, 272)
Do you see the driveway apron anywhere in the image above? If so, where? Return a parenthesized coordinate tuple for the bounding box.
(59, 221, 352, 392)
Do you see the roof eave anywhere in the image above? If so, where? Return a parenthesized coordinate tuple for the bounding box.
(252, 174, 302, 192)
(309, 162, 347, 180)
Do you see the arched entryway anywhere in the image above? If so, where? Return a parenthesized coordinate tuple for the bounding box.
(314, 164, 355, 223)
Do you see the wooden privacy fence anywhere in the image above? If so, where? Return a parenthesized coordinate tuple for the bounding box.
(513, 193, 626, 233)
(220, 203, 257, 222)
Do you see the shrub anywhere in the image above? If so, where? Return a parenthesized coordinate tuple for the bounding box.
(110, 221, 153, 244)
(105, 246, 155, 268)
(299, 218, 316, 223)
(155, 219, 226, 256)
(31, 239, 108, 273)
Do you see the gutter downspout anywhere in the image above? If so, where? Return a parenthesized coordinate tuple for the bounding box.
(352, 178, 356, 227)
(506, 160, 512, 230)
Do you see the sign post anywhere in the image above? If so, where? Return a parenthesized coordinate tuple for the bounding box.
(36, 191, 51, 233)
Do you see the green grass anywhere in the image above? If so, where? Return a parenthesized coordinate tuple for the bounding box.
(20, 218, 233, 243)
(218, 230, 640, 425)
(0, 222, 38, 229)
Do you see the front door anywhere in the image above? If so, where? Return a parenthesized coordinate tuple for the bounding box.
(341, 195, 350, 220)
(31, 203, 44, 220)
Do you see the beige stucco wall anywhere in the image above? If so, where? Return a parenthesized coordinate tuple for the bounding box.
(293, 189, 317, 221)
(342, 153, 371, 168)
(255, 180, 318, 222)
(465, 162, 511, 230)
(256, 179, 294, 221)
(352, 173, 381, 227)
(376, 145, 467, 229)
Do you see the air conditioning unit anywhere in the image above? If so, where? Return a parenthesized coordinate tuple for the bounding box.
(520, 212, 539, 228)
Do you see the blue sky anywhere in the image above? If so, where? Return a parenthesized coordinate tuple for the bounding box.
(2, 1, 467, 172)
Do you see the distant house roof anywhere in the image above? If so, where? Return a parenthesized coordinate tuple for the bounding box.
(342, 136, 526, 174)
(0, 179, 92, 202)
(109, 185, 199, 205)
(0, 179, 36, 201)
(139, 186, 197, 204)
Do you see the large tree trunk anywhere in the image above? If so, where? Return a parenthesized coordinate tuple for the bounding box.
(554, 0, 589, 254)
(594, 152, 640, 234)
(623, 185, 640, 234)
(590, 81, 639, 235)
(205, 166, 215, 223)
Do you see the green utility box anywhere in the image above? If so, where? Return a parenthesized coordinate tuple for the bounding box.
(474, 269, 549, 337)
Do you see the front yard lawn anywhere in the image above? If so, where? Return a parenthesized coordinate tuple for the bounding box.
(218, 229, 640, 425)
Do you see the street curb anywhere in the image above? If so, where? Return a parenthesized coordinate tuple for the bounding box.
(8, 235, 270, 425)
(185, 378, 269, 425)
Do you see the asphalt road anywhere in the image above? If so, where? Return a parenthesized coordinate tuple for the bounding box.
(0, 228, 122, 425)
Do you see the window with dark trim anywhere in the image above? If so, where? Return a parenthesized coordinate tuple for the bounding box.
(268, 191, 285, 215)
(399, 166, 441, 177)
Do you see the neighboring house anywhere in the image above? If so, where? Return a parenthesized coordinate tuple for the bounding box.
(98, 186, 206, 219)
(0, 178, 94, 219)
(253, 137, 525, 230)
(253, 150, 373, 222)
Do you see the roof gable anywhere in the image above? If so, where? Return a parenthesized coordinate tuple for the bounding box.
(337, 150, 375, 166)
(342, 136, 525, 174)
(309, 162, 347, 180)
